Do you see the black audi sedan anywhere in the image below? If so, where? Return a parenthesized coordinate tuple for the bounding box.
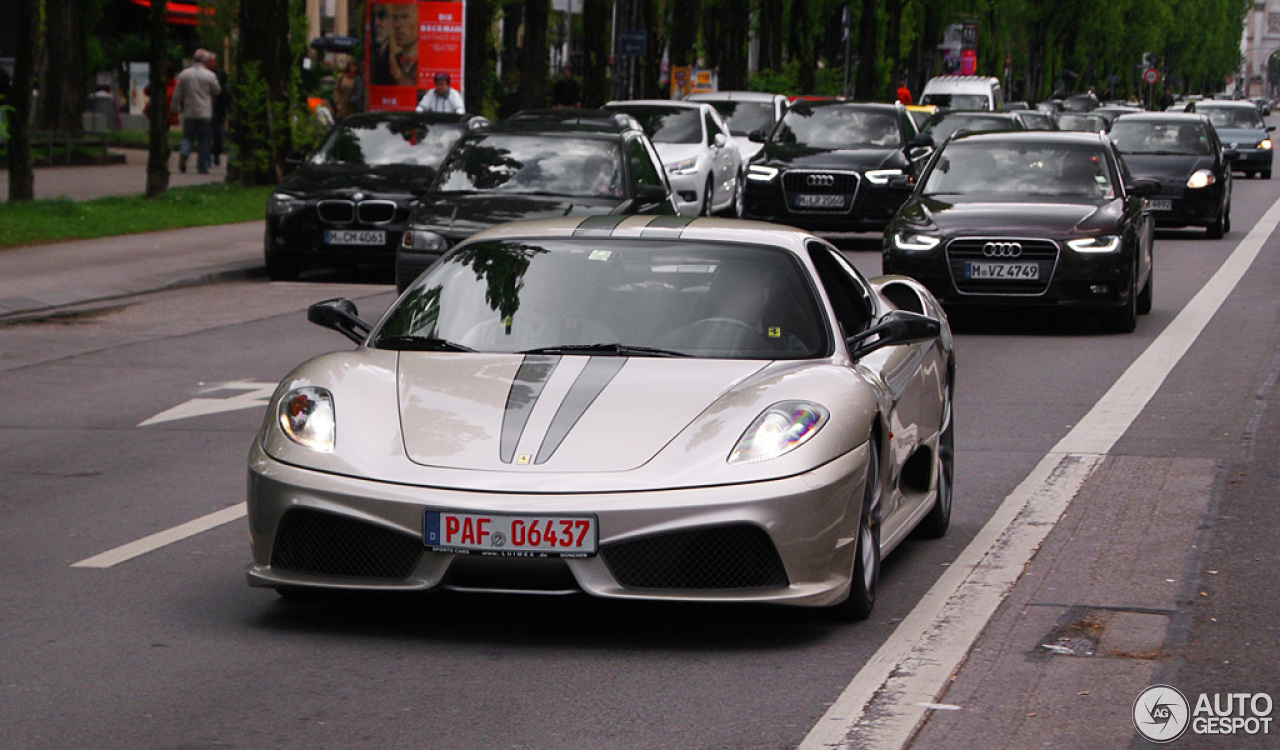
(882, 131, 1157, 332)
(395, 112, 678, 291)
(264, 111, 487, 280)
(1108, 113, 1233, 238)
(741, 101, 932, 232)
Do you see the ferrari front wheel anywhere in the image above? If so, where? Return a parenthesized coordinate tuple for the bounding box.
(833, 438, 882, 621)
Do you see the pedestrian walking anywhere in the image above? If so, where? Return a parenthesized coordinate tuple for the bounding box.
(170, 50, 221, 174)
(207, 52, 229, 166)
(333, 61, 365, 120)
(552, 66, 580, 108)
(415, 72, 464, 114)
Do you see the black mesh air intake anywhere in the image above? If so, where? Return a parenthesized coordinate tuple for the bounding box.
(880, 283, 925, 314)
(601, 525, 790, 590)
(270, 508, 423, 580)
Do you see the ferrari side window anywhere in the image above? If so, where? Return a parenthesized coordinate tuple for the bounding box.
(808, 242, 874, 338)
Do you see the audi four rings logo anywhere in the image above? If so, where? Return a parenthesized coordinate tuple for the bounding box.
(806, 174, 836, 187)
(982, 241, 1023, 258)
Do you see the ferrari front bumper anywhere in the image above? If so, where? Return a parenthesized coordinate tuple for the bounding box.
(245, 441, 868, 607)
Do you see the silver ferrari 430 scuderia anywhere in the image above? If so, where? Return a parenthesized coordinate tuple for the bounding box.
(247, 216, 955, 619)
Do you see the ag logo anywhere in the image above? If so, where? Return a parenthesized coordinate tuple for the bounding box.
(1134, 685, 1190, 743)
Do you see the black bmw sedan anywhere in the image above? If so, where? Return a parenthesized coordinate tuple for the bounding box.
(1108, 113, 1233, 238)
(264, 111, 486, 280)
(882, 131, 1157, 332)
(741, 101, 932, 232)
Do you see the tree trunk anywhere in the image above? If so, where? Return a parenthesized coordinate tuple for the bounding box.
(517, 0, 550, 109)
(581, 0, 609, 107)
(38, 0, 89, 133)
(701, 0, 723, 74)
(668, 0, 699, 70)
(464, 0, 494, 113)
(235, 0, 294, 185)
(145, 0, 171, 198)
(7, 0, 39, 202)
(719, 0, 749, 90)
(854, 0, 878, 100)
(790, 0, 815, 93)
(885, 0, 903, 94)
(758, 0, 784, 72)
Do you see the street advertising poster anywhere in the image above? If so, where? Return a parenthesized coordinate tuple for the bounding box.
(671, 66, 691, 99)
(367, 0, 465, 111)
(128, 62, 150, 115)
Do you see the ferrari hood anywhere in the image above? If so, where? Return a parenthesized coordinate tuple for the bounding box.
(397, 354, 767, 472)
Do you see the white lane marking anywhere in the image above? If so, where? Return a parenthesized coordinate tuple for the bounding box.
(914, 703, 961, 712)
(799, 195, 1280, 750)
(138, 381, 275, 427)
(71, 503, 247, 569)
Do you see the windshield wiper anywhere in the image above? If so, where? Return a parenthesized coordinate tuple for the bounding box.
(375, 335, 474, 352)
(519, 343, 689, 357)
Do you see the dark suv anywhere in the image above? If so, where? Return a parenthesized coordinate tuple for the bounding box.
(741, 101, 931, 232)
(264, 111, 487, 280)
(396, 111, 678, 291)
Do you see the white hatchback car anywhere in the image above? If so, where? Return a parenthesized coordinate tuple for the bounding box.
(604, 100, 744, 216)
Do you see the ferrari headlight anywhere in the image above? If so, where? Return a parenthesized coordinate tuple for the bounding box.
(1067, 235, 1120, 253)
(728, 401, 829, 464)
(1186, 169, 1216, 189)
(1259, 139, 1273, 150)
(747, 164, 779, 181)
(278, 387, 335, 452)
(864, 169, 905, 185)
(402, 229, 449, 253)
(268, 193, 305, 216)
(893, 231, 941, 251)
(665, 158, 699, 175)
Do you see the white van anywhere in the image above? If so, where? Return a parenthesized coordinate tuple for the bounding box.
(920, 76, 1003, 111)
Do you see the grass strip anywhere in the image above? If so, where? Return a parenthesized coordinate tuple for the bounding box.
(0, 183, 271, 249)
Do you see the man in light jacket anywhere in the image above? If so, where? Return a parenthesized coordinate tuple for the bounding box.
(415, 72, 464, 114)
(170, 50, 222, 174)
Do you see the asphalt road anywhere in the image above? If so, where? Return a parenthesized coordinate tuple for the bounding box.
(2, 174, 1279, 749)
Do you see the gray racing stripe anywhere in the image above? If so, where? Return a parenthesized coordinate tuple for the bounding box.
(573, 215, 629, 236)
(640, 214, 696, 238)
(534, 356, 627, 464)
(500, 355, 560, 464)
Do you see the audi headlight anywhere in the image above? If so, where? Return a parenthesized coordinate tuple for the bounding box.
(278, 387, 335, 452)
(401, 229, 449, 253)
(893, 231, 941, 251)
(268, 193, 305, 216)
(1259, 139, 1273, 150)
(729, 401, 829, 465)
(864, 169, 905, 185)
(1186, 169, 1216, 189)
(747, 164, 779, 181)
(1067, 235, 1120, 253)
(665, 158, 699, 175)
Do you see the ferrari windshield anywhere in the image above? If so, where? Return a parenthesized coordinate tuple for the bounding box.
(375, 239, 829, 359)
(1199, 106, 1265, 130)
(773, 106, 902, 149)
(922, 141, 1115, 199)
(310, 118, 465, 167)
(435, 134, 625, 199)
(1109, 121, 1212, 155)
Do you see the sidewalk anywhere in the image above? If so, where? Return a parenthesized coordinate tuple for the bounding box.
(0, 149, 227, 202)
(0, 220, 264, 320)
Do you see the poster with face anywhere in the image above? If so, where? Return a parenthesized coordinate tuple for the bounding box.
(367, 0, 464, 111)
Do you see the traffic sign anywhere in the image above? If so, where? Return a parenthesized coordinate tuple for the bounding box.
(620, 29, 646, 57)
(1143, 68, 1160, 85)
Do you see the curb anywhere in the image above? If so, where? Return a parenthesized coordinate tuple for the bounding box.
(0, 261, 265, 324)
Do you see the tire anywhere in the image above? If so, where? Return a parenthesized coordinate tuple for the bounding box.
(700, 176, 714, 217)
(1137, 265, 1153, 315)
(1224, 202, 1232, 234)
(1106, 272, 1138, 333)
(1264, 170, 1273, 180)
(265, 247, 301, 281)
(916, 378, 954, 539)
(1247, 171, 1257, 179)
(831, 438, 882, 621)
(732, 172, 746, 218)
(1206, 210, 1225, 239)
